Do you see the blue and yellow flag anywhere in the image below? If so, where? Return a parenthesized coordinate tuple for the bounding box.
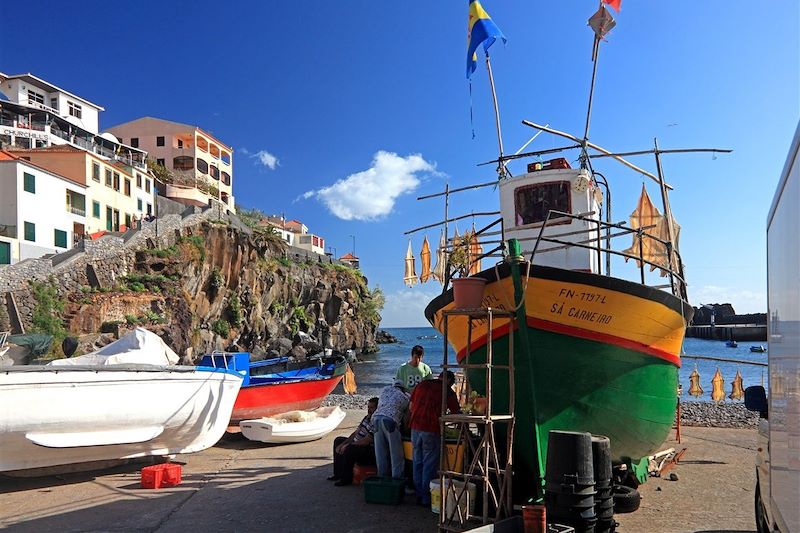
(466, 0, 506, 78)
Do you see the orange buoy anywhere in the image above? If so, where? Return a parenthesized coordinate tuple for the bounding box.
(689, 368, 703, 397)
(729, 370, 745, 401)
(711, 368, 725, 402)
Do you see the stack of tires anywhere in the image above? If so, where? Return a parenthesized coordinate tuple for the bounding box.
(591, 436, 615, 533)
(544, 431, 597, 533)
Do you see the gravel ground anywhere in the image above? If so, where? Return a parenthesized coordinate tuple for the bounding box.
(322, 393, 372, 410)
(679, 400, 759, 428)
(326, 396, 760, 429)
(322, 394, 758, 428)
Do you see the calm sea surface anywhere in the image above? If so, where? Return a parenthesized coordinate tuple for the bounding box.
(343, 327, 768, 402)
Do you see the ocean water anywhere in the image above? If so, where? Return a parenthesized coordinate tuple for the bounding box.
(345, 327, 768, 402)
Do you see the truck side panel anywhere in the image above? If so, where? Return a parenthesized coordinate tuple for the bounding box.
(766, 122, 800, 533)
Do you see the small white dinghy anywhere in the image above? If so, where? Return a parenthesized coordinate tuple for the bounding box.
(239, 406, 346, 444)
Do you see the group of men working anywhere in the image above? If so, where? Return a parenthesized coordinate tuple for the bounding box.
(327, 345, 461, 506)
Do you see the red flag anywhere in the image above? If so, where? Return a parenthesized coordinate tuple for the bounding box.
(603, 0, 621, 12)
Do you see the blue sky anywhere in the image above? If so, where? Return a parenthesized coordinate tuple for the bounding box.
(1, 1, 797, 327)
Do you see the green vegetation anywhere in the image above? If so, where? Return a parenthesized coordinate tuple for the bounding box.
(124, 310, 166, 326)
(278, 257, 292, 268)
(209, 267, 224, 295)
(227, 293, 243, 326)
(29, 278, 66, 350)
(288, 305, 310, 336)
(146, 158, 172, 184)
(178, 235, 206, 262)
(212, 318, 230, 338)
(147, 245, 178, 258)
(358, 287, 385, 327)
(269, 301, 285, 315)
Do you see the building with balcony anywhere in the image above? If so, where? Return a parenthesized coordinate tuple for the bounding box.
(0, 150, 87, 264)
(0, 72, 147, 170)
(9, 146, 155, 235)
(106, 117, 234, 210)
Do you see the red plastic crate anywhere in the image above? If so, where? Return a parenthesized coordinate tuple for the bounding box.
(353, 464, 377, 486)
(141, 463, 182, 489)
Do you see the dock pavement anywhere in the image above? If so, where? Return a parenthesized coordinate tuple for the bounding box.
(0, 410, 757, 533)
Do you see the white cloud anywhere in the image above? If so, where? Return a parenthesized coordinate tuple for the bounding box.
(302, 151, 437, 221)
(689, 285, 766, 314)
(380, 288, 443, 328)
(238, 147, 279, 170)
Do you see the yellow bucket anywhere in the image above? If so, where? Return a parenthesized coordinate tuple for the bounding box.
(430, 480, 441, 514)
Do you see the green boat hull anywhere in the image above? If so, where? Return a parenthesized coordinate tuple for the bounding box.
(463, 327, 678, 502)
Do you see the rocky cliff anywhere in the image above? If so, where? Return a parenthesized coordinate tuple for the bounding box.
(1, 215, 382, 362)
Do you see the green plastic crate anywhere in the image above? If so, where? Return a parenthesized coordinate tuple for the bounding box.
(363, 476, 405, 505)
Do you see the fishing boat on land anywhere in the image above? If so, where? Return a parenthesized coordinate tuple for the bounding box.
(410, 3, 728, 503)
(199, 352, 346, 430)
(239, 406, 346, 444)
(0, 329, 243, 472)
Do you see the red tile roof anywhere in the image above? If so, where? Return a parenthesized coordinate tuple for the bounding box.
(340, 253, 359, 260)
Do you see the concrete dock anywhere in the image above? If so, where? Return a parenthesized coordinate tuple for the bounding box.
(0, 411, 757, 533)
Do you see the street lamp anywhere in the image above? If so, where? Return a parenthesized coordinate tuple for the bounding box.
(349, 234, 356, 256)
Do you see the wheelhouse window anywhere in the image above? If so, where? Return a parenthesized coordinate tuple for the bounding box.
(514, 181, 571, 226)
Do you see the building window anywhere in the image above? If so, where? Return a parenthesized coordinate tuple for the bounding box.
(514, 181, 572, 226)
(137, 198, 143, 211)
(146, 203, 152, 215)
(156, 136, 165, 147)
(106, 207, 113, 231)
(54, 229, 67, 248)
(50, 97, 59, 110)
(125, 213, 131, 229)
(105, 168, 112, 187)
(145, 179, 151, 193)
(124, 179, 131, 196)
(156, 158, 165, 167)
(24, 221, 35, 242)
(113, 172, 120, 191)
(130, 137, 139, 148)
(23, 172, 35, 193)
(92, 163, 101, 182)
(136, 173, 142, 188)
(209, 165, 220, 180)
(221, 171, 231, 186)
(93, 201, 100, 218)
(173, 156, 193, 171)
(27, 90, 44, 105)
(177, 139, 184, 149)
(117, 137, 123, 144)
(196, 159, 209, 174)
(68, 101, 82, 119)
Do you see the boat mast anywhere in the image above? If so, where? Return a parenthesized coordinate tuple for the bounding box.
(485, 53, 508, 178)
(653, 137, 686, 300)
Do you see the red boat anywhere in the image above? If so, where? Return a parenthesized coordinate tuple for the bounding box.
(199, 353, 346, 430)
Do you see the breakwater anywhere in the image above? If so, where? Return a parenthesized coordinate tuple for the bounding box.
(686, 324, 767, 341)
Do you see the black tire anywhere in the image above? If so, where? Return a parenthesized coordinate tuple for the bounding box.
(755, 481, 770, 533)
(612, 484, 641, 514)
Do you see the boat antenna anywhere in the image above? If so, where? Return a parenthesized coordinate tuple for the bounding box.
(582, 2, 618, 169)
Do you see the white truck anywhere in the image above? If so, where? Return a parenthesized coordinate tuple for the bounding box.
(745, 121, 800, 533)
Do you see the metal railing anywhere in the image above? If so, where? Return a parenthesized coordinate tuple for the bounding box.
(67, 206, 86, 217)
(527, 209, 687, 298)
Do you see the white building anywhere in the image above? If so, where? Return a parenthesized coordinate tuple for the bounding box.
(0, 72, 147, 171)
(0, 150, 87, 265)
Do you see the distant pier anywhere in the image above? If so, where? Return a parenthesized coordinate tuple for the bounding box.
(685, 324, 767, 342)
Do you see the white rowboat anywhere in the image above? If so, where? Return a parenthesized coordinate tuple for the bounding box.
(239, 406, 346, 444)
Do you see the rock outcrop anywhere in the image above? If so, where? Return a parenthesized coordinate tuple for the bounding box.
(1, 217, 382, 362)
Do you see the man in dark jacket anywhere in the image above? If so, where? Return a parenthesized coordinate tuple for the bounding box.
(328, 397, 378, 486)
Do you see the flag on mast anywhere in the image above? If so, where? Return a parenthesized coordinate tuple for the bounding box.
(603, 0, 622, 13)
(467, 0, 506, 78)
